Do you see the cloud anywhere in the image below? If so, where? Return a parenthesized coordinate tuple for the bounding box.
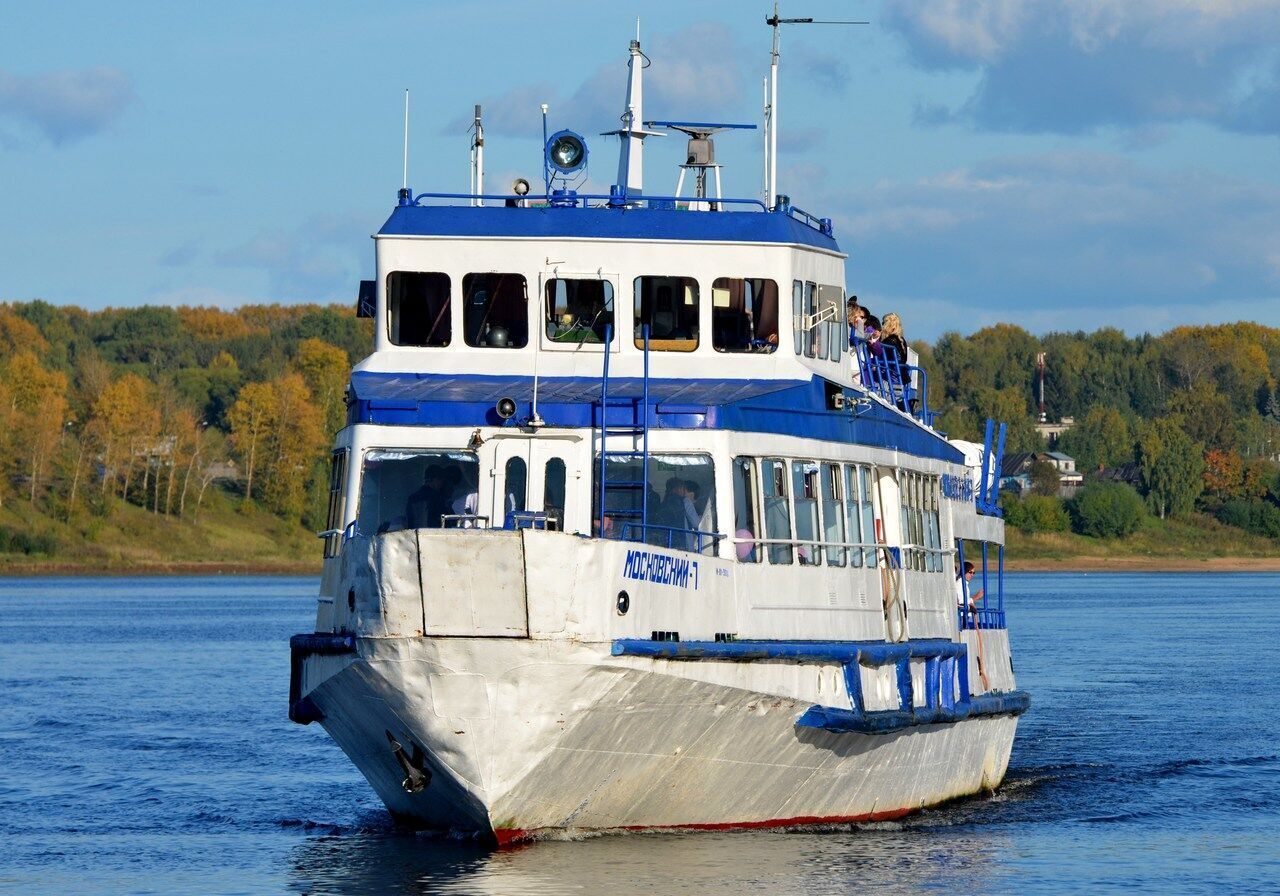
(159, 242, 200, 267)
(451, 22, 749, 138)
(795, 52, 851, 93)
(818, 150, 1280, 338)
(0, 65, 134, 145)
(881, 0, 1280, 135)
(215, 213, 371, 301)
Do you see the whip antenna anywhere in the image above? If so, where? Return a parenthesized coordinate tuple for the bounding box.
(764, 3, 868, 208)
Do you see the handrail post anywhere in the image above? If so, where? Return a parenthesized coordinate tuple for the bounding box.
(979, 419, 995, 512)
(598, 323, 614, 537)
(642, 323, 651, 541)
(992, 422, 1008, 515)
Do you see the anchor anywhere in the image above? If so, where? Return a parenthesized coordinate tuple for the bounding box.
(385, 730, 431, 793)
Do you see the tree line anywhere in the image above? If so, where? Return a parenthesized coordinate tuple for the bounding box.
(0, 301, 370, 540)
(1, 300, 1277, 554)
(920, 322, 1280, 538)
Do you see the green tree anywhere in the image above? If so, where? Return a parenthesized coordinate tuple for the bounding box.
(1029, 460, 1060, 496)
(1057, 405, 1132, 473)
(1068, 482, 1146, 537)
(293, 338, 348, 437)
(1137, 418, 1205, 519)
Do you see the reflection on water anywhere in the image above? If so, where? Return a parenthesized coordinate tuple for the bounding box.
(287, 822, 1016, 896)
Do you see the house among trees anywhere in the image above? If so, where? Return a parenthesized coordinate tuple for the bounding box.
(1034, 416, 1074, 448)
(1000, 451, 1085, 499)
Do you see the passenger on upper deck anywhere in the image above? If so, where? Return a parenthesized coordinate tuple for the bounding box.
(956, 560, 984, 611)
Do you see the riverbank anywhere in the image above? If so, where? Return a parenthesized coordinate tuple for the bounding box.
(0, 495, 319, 577)
(1, 499, 1275, 576)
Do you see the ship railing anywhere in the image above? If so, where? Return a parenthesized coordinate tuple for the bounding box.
(440, 513, 491, 529)
(410, 191, 768, 212)
(731, 535, 918, 567)
(959, 606, 1007, 630)
(850, 336, 933, 426)
(505, 510, 560, 531)
(616, 521, 723, 555)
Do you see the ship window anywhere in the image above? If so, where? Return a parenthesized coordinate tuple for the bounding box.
(859, 465, 878, 567)
(924, 475, 941, 572)
(504, 457, 527, 517)
(387, 272, 451, 347)
(732, 457, 760, 563)
(546, 278, 614, 344)
(817, 284, 843, 362)
(821, 462, 845, 567)
(464, 273, 528, 348)
(712, 278, 779, 353)
(844, 465, 863, 569)
(357, 449, 478, 534)
(791, 281, 803, 355)
(634, 276, 699, 351)
(594, 453, 717, 553)
(322, 449, 348, 559)
(792, 461, 821, 565)
(804, 282, 821, 359)
(762, 458, 793, 565)
(544, 458, 566, 530)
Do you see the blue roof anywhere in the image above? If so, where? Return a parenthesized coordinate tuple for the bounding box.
(348, 371, 961, 463)
(377, 204, 842, 252)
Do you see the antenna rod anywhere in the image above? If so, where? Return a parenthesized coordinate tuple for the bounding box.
(471, 104, 484, 207)
(541, 103, 550, 199)
(402, 89, 410, 191)
(764, 7, 869, 211)
(768, 3, 779, 210)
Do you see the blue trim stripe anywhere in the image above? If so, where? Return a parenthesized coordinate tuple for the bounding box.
(611, 638, 965, 663)
(377, 204, 841, 253)
(350, 372, 963, 464)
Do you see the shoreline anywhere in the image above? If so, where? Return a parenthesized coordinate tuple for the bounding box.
(2, 556, 1278, 576)
(0, 561, 320, 577)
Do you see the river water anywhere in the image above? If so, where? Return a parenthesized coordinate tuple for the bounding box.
(1, 573, 1277, 894)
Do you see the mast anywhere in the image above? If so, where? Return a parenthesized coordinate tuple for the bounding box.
(768, 4, 780, 210)
(604, 29, 662, 200)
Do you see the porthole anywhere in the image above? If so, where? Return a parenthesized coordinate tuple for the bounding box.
(616, 590, 630, 615)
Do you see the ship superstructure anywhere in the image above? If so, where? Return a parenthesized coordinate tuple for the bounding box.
(289, 31, 1026, 844)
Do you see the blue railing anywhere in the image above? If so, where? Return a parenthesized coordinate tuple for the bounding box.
(409, 191, 769, 212)
(959, 606, 1007, 630)
(618, 521, 723, 554)
(850, 336, 932, 425)
(976, 419, 1008, 516)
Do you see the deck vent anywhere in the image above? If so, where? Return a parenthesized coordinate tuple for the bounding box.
(713, 632, 738, 643)
(649, 631, 680, 642)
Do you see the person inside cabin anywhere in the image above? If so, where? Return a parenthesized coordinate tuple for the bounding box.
(956, 560, 984, 618)
(660, 478, 700, 549)
(449, 468, 480, 527)
(406, 465, 449, 530)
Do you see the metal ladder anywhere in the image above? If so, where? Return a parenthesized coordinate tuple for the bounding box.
(596, 324, 651, 539)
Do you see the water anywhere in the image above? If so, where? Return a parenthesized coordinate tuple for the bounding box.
(1, 573, 1278, 895)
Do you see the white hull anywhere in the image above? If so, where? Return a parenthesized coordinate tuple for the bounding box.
(302, 637, 1018, 843)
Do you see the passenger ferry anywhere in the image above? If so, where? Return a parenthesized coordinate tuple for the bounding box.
(289, 29, 1028, 845)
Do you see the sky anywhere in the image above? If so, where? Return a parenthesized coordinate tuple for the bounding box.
(2, 0, 1279, 341)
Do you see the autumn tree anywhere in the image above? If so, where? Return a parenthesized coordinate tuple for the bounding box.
(2, 352, 70, 504)
(293, 338, 348, 437)
(227, 381, 275, 501)
(89, 373, 159, 503)
(1202, 449, 1244, 502)
(256, 373, 326, 519)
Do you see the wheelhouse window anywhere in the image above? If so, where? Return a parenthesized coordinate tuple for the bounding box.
(464, 273, 528, 348)
(546, 278, 614, 345)
(357, 449, 478, 534)
(634, 276, 699, 351)
(791, 281, 803, 355)
(387, 272, 451, 347)
(712, 278, 779, 353)
(817, 284, 843, 362)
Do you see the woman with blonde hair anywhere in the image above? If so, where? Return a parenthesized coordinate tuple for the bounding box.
(879, 313, 907, 366)
(869, 312, 911, 409)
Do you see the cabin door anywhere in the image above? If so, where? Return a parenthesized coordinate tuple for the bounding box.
(488, 436, 581, 532)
